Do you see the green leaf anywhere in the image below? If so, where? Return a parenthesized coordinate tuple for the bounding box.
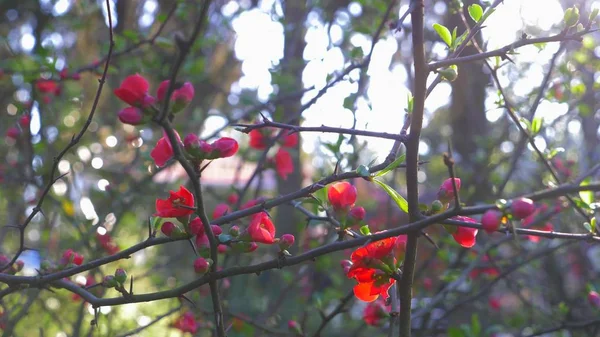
(471, 314, 481, 336)
(372, 179, 408, 213)
(589, 8, 599, 23)
(584, 222, 593, 232)
(375, 154, 406, 177)
(592, 217, 597, 233)
(468, 4, 483, 22)
(580, 178, 594, 206)
(447, 327, 464, 337)
(433, 23, 452, 47)
(564, 7, 580, 27)
(531, 116, 543, 135)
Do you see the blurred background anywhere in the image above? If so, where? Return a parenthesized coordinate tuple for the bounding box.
(1, 0, 600, 336)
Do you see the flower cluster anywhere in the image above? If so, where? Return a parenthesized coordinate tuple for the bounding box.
(153, 186, 295, 273)
(248, 128, 297, 180)
(343, 235, 406, 302)
(114, 74, 195, 125)
(480, 197, 553, 242)
(0, 255, 24, 275)
(150, 130, 239, 167)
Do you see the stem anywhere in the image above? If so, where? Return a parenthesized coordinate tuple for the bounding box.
(399, 1, 427, 336)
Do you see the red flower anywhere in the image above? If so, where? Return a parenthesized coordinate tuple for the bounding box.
(227, 193, 239, 205)
(489, 296, 501, 311)
(213, 203, 230, 219)
(155, 186, 195, 218)
(117, 107, 143, 125)
(114, 74, 152, 106)
(363, 299, 390, 326)
(150, 130, 182, 167)
(328, 181, 357, 211)
(248, 129, 268, 149)
(171, 312, 198, 334)
(481, 209, 502, 233)
(437, 177, 461, 204)
(451, 216, 478, 248)
(211, 137, 239, 158)
(36, 80, 59, 94)
(248, 212, 276, 244)
(512, 198, 535, 219)
(19, 115, 31, 129)
(346, 237, 398, 302)
(282, 131, 298, 148)
(274, 148, 293, 180)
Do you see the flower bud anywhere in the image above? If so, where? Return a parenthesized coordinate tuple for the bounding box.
(229, 225, 240, 237)
(431, 200, 444, 213)
(118, 107, 144, 125)
(188, 217, 204, 236)
(511, 198, 535, 219)
(6, 127, 20, 140)
(437, 178, 461, 204)
(279, 234, 295, 251)
(161, 221, 177, 237)
(103, 275, 118, 288)
(211, 225, 223, 236)
(288, 320, 302, 335)
(209, 137, 239, 159)
(193, 257, 212, 274)
(481, 210, 502, 233)
(19, 115, 31, 129)
(589, 290, 600, 308)
(227, 193, 239, 205)
(114, 268, 128, 284)
(349, 206, 366, 222)
(218, 244, 228, 254)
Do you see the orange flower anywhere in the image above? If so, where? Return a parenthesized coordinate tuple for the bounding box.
(346, 236, 399, 302)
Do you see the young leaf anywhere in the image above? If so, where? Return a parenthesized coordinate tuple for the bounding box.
(580, 178, 594, 206)
(468, 4, 483, 22)
(372, 179, 408, 213)
(433, 23, 452, 47)
(531, 116, 543, 135)
(375, 154, 406, 177)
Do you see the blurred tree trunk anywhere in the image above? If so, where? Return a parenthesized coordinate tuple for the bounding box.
(446, 1, 491, 203)
(275, 1, 308, 233)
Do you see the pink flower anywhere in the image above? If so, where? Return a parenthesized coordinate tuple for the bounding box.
(248, 212, 276, 244)
(150, 130, 182, 167)
(211, 137, 239, 158)
(437, 178, 461, 204)
(114, 74, 152, 106)
(157, 80, 195, 103)
(451, 216, 478, 248)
